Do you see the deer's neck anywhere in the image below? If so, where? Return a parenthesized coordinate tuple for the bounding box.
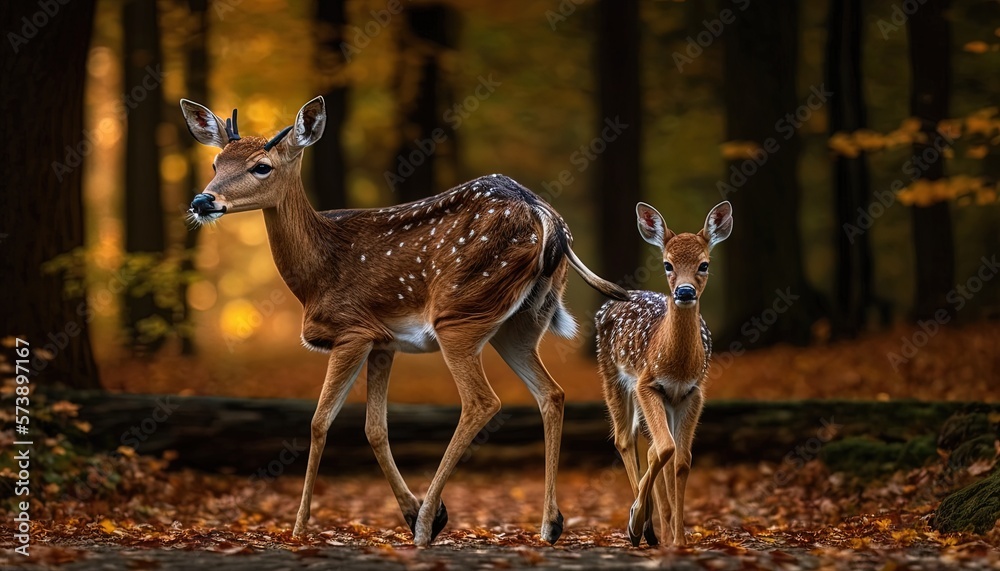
(262, 179, 330, 301)
(653, 302, 705, 381)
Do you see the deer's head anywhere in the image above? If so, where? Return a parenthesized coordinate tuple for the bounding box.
(636, 201, 733, 308)
(179, 97, 327, 225)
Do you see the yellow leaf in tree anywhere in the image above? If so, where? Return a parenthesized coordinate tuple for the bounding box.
(967, 146, 988, 159)
(719, 140, 763, 160)
(964, 41, 990, 53)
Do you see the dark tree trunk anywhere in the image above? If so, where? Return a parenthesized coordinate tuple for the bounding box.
(826, 0, 878, 335)
(389, 4, 458, 203)
(720, 0, 822, 347)
(906, 0, 956, 320)
(311, 0, 348, 212)
(0, 1, 101, 388)
(123, 0, 168, 354)
(596, 0, 642, 290)
(178, 0, 208, 355)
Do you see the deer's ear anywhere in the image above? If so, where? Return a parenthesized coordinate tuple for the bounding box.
(287, 96, 326, 151)
(700, 201, 733, 250)
(636, 202, 672, 247)
(180, 99, 229, 148)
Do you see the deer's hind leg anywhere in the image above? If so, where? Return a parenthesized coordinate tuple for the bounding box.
(491, 307, 567, 544)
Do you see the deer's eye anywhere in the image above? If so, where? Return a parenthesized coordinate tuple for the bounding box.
(251, 163, 272, 176)
(698, 262, 709, 273)
(664, 261, 674, 273)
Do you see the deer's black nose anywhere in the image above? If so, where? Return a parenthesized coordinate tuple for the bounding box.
(190, 193, 216, 214)
(674, 284, 697, 302)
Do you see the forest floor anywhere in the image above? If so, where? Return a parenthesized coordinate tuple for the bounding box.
(99, 321, 1000, 404)
(3, 458, 999, 570)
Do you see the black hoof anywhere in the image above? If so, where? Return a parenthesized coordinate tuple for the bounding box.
(643, 520, 658, 547)
(627, 504, 642, 547)
(429, 501, 449, 542)
(542, 510, 564, 544)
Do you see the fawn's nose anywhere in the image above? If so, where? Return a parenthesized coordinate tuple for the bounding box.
(673, 284, 697, 305)
(189, 193, 218, 214)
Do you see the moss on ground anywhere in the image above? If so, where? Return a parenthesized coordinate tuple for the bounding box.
(819, 435, 938, 480)
(934, 469, 1000, 534)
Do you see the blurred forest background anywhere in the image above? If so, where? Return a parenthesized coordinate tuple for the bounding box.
(3, 0, 999, 404)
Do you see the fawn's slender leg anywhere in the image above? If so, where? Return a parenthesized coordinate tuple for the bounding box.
(670, 388, 704, 545)
(293, 340, 372, 536)
(653, 462, 673, 545)
(603, 377, 658, 545)
(413, 332, 500, 546)
(364, 349, 423, 533)
(492, 326, 566, 544)
(627, 382, 675, 546)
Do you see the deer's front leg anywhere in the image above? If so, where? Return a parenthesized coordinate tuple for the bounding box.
(364, 349, 424, 533)
(670, 387, 704, 546)
(628, 382, 675, 547)
(292, 340, 372, 537)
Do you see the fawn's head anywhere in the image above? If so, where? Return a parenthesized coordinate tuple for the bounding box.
(636, 201, 733, 308)
(179, 97, 327, 225)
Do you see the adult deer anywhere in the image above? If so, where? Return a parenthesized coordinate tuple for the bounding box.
(594, 201, 732, 547)
(180, 96, 627, 546)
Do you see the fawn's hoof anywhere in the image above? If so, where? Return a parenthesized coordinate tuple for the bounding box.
(429, 501, 449, 542)
(627, 503, 644, 547)
(541, 510, 564, 544)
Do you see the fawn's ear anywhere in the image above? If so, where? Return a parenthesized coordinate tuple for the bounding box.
(700, 201, 733, 250)
(179, 99, 229, 148)
(636, 202, 673, 248)
(283, 96, 326, 153)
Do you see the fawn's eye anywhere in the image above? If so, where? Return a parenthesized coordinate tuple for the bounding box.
(251, 163, 273, 176)
(664, 261, 674, 273)
(698, 262, 709, 273)
(211, 163, 217, 172)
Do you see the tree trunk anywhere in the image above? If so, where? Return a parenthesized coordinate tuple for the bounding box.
(0, 1, 101, 388)
(123, 0, 168, 354)
(388, 4, 458, 203)
(178, 0, 209, 355)
(906, 0, 955, 320)
(719, 0, 822, 347)
(311, 0, 349, 212)
(826, 0, 878, 336)
(596, 0, 642, 290)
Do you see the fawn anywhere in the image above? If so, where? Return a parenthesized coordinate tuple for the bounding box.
(179, 96, 627, 546)
(594, 201, 733, 546)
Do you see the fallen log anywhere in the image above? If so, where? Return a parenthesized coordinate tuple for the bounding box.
(51, 391, 998, 477)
